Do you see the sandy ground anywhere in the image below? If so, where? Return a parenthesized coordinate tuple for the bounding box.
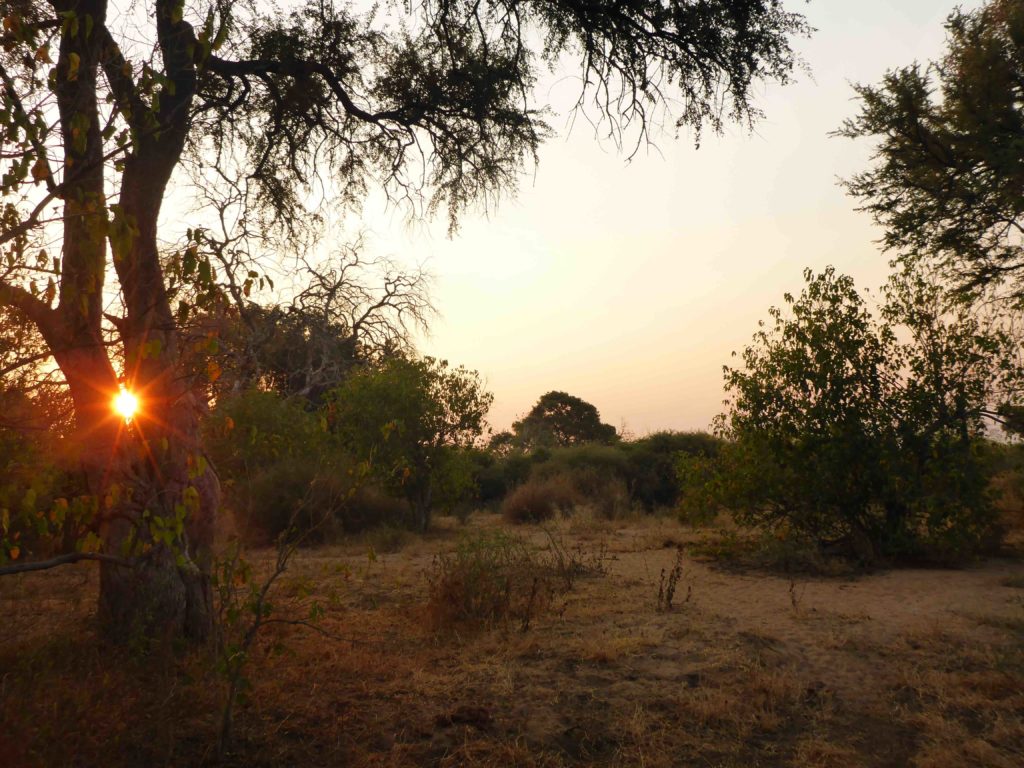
(2, 513, 1022, 767)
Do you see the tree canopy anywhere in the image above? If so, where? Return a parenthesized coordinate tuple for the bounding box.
(511, 390, 618, 448)
(838, 0, 1024, 299)
(684, 267, 1022, 560)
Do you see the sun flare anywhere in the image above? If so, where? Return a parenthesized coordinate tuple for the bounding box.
(113, 386, 139, 422)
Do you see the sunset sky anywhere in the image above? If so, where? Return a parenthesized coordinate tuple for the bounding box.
(347, 0, 984, 436)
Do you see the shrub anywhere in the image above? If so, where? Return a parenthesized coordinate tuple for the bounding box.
(426, 531, 552, 629)
(365, 523, 412, 554)
(325, 357, 492, 532)
(627, 431, 724, 510)
(476, 451, 540, 506)
(687, 527, 857, 577)
(531, 443, 630, 479)
(0, 389, 83, 563)
(206, 389, 355, 542)
(498, 437, 725, 514)
(339, 485, 411, 533)
(476, 461, 510, 506)
(501, 475, 581, 524)
(570, 469, 632, 519)
(426, 530, 603, 630)
(985, 441, 1024, 545)
(530, 447, 636, 518)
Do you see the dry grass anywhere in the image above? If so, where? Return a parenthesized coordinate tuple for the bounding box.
(1, 512, 1022, 767)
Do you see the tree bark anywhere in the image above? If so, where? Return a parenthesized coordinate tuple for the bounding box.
(413, 484, 433, 533)
(94, 399, 219, 642)
(54, 337, 219, 642)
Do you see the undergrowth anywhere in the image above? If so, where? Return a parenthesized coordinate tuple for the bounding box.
(686, 529, 859, 577)
(426, 529, 607, 631)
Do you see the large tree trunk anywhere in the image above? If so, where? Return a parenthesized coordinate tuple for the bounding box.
(1, 0, 215, 644)
(93, 396, 220, 643)
(58, 342, 220, 642)
(90, 0, 214, 643)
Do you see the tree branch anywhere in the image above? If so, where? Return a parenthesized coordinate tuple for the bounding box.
(205, 56, 411, 126)
(0, 275, 59, 339)
(0, 551, 133, 577)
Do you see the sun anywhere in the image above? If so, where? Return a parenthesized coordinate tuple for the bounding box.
(113, 386, 139, 422)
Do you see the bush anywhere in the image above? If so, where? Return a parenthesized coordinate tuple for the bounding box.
(627, 431, 724, 510)
(365, 523, 413, 554)
(531, 444, 630, 480)
(501, 475, 581, 524)
(486, 436, 724, 515)
(426, 530, 601, 630)
(987, 442, 1024, 545)
(566, 469, 632, 519)
(530, 446, 638, 518)
(338, 485, 411, 533)
(476, 450, 544, 506)
(426, 531, 546, 628)
(206, 390, 356, 542)
(325, 356, 492, 532)
(0, 391, 85, 563)
(687, 528, 857, 577)
(476, 461, 510, 505)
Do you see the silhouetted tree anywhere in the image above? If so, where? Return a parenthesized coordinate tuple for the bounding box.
(839, 0, 1024, 300)
(204, 247, 434, 402)
(512, 390, 618, 448)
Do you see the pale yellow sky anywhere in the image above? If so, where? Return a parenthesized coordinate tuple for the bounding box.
(342, 0, 990, 436)
(332, 1, 986, 434)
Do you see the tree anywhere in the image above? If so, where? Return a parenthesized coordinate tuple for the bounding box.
(327, 356, 492, 531)
(838, 0, 1024, 299)
(206, 246, 434, 403)
(512, 390, 618, 448)
(0, 0, 808, 640)
(690, 267, 1021, 560)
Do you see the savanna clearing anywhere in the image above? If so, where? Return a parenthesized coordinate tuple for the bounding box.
(3, 513, 1022, 768)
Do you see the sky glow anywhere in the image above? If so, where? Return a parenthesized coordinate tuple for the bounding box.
(150, 0, 985, 436)
(354, 0, 986, 435)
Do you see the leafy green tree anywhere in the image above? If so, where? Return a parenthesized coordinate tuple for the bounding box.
(327, 357, 492, 531)
(838, 0, 1024, 299)
(690, 267, 1021, 561)
(512, 390, 618, 448)
(0, 0, 808, 640)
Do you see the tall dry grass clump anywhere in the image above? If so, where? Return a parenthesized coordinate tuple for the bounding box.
(425, 530, 606, 631)
(426, 531, 554, 630)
